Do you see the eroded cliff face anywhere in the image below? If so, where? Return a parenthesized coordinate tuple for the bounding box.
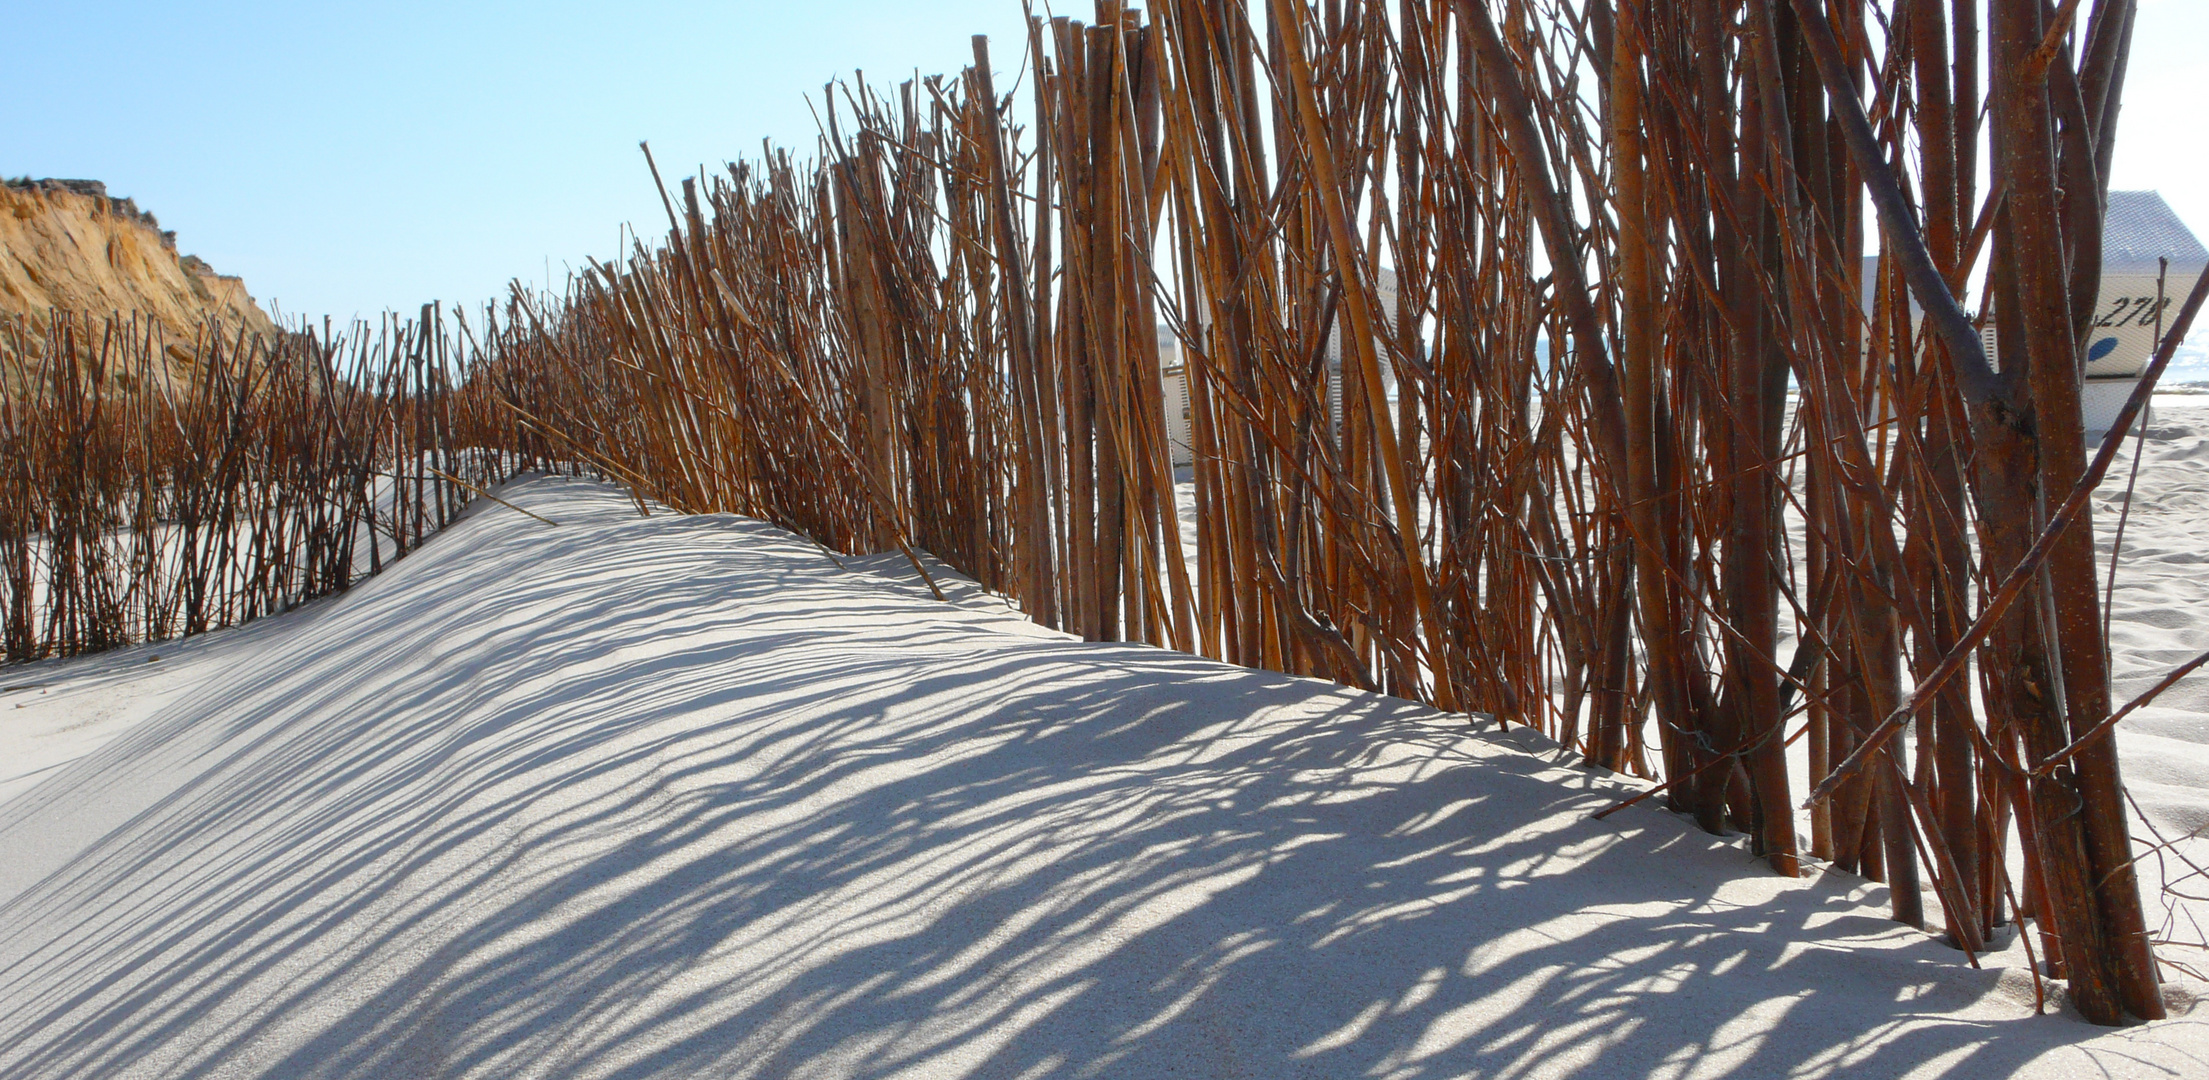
(1, 179, 278, 356)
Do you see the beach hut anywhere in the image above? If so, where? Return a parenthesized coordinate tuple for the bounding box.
(2076, 190, 2208, 432)
(1865, 191, 2203, 435)
(1156, 269, 1401, 468)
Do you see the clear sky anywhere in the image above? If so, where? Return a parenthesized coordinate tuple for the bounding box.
(5, 1, 2206, 327)
(3, 1, 1036, 323)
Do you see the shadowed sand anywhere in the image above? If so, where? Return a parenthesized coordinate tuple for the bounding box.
(1, 475, 2204, 1079)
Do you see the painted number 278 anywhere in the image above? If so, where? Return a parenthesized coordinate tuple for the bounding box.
(2096, 295, 2174, 328)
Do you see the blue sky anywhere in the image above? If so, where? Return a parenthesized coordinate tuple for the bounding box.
(3, 1, 1034, 322)
(6, 1, 2206, 326)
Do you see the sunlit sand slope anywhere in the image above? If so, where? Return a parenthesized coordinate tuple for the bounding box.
(0, 476, 2202, 1079)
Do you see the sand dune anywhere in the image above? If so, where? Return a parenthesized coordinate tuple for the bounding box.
(1, 475, 2205, 1078)
(2095, 399, 2209, 960)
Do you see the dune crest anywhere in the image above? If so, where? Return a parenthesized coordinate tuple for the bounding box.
(2, 475, 2204, 1078)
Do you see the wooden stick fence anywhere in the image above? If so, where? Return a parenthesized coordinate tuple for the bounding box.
(5, 0, 2189, 1027)
(473, 0, 2186, 1024)
(0, 307, 526, 661)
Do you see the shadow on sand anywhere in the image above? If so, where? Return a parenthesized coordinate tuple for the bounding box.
(0, 477, 2199, 1079)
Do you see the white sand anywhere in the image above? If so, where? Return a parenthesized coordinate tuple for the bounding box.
(2099, 398, 2209, 957)
(2, 474, 2206, 1078)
